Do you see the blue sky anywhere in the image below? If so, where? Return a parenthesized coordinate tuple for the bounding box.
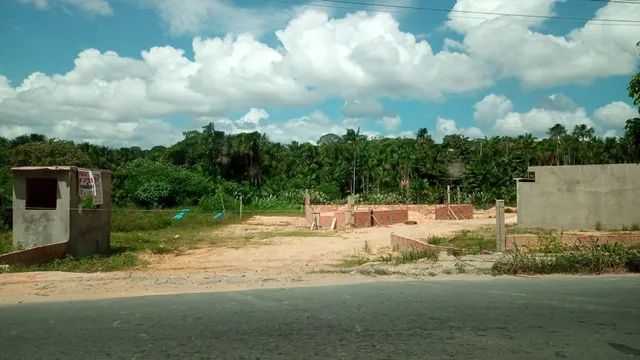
(0, 0, 638, 147)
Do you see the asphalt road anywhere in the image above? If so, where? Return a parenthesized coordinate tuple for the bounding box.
(1, 276, 639, 359)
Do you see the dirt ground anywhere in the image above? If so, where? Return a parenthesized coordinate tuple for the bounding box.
(0, 211, 517, 305)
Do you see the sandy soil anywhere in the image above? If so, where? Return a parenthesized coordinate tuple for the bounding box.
(0, 211, 517, 305)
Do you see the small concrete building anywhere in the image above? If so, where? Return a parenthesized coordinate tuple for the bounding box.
(12, 166, 112, 258)
(517, 164, 640, 230)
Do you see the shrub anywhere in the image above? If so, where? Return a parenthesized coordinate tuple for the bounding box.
(199, 193, 239, 212)
(114, 159, 212, 208)
(427, 236, 449, 246)
(492, 243, 640, 275)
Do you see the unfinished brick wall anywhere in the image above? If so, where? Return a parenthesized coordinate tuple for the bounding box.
(435, 205, 474, 220)
(306, 203, 473, 227)
(373, 209, 409, 225)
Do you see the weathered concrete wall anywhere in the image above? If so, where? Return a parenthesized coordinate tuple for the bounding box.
(518, 164, 640, 230)
(12, 171, 71, 248)
(69, 170, 112, 258)
(12, 167, 112, 258)
(0, 241, 68, 266)
(390, 233, 448, 253)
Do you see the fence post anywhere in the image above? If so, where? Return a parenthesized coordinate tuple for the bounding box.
(239, 195, 243, 220)
(496, 199, 505, 252)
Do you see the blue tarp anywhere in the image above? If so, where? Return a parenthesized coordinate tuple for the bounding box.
(173, 209, 191, 220)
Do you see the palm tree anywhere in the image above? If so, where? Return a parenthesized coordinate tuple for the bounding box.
(547, 124, 567, 165)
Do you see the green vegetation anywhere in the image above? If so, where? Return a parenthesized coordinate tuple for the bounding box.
(0, 231, 11, 254)
(426, 236, 449, 246)
(338, 249, 439, 268)
(7, 252, 144, 273)
(3, 118, 640, 231)
(492, 243, 640, 275)
(384, 250, 438, 264)
(447, 228, 495, 255)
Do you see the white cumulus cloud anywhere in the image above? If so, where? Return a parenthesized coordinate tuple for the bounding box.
(0, 9, 498, 146)
(473, 93, 514, 129)
(208, 109, 354, 144)
(435, 117, 484, 142)
(377, 115, 401, 132)
(18, 0, 113, 16)
(450, 0, 640, 88)
(593, 101, 638, 127)
(143, 0, 291, 36)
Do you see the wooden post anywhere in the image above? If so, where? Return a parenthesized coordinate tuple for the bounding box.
(304, 190, 311, 207)
(447, 185, 451, 206)
(496, 200, 505, 252)
(239, 195, 243, 220)
(456, 186, 461, 205)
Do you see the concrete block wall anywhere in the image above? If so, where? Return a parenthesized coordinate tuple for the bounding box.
(517, 164, 640, 230)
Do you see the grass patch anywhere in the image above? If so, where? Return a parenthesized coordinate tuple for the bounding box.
(337, 249, 438, 268)
(492, 243, 640, 275)
(111, 210, 246, 255)
(111, 210, 173, 232)
(240, 209, 305, 217)
(447, 228, 495, 255)
(426, 236, 449, 246)
(376, 250, 438, 264)
(505, 225, 548, 235)
(6, 251, 145, 273)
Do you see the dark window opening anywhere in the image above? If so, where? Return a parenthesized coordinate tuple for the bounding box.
(26, 178, 58, 210)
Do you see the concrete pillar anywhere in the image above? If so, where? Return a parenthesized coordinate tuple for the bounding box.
(496, 200, 506, 252)
(346, 196, 355, 228)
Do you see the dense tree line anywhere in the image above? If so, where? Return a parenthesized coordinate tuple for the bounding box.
(0, 69, 639, 229)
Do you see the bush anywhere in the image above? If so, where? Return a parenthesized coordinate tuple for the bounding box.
(492, 243, 640, 275)
(199, 193, 239, 212)
(114, 159, 212, 208)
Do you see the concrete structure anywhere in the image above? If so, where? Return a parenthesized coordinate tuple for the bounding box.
(517, 164, 640, 230)
(12, 166, 112, 258)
